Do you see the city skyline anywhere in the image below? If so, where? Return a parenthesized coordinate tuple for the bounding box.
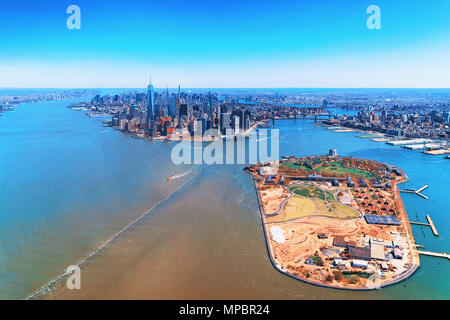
(0, 0, 449, 88)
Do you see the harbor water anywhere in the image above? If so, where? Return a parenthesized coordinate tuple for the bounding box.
(0, 99, 449, 299)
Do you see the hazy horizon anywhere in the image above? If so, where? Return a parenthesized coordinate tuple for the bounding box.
(1, 87, 450, 90)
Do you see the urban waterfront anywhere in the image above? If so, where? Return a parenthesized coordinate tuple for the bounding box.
(0, 97, 448, 299)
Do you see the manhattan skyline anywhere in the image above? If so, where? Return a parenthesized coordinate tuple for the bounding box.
(0, 0, 449, 88)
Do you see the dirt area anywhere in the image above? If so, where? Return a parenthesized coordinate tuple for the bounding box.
(337, 189, 357, 206)
(270, 216, 397, 263)
(265, 215, 413, 288)
(259, 185, 289, 214)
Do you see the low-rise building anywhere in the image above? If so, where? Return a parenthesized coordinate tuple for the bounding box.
(349, 246, 372, 260)
(352, 259, 368, 268)
(393, 247, 403, 259)
(370, 243, 386, 260)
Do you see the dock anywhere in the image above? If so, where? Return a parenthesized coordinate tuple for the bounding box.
(426, 215, 438, 236)
(400, 185, 429, 199)
(423, 148, 450, 155)
(387, 138, 433, 146)
(417, 185, 429, 193)
(417, 250, 450, 260)
(410, 214, 439, 236)
(410, 221, 430, 226)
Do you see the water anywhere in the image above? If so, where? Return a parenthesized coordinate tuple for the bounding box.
(0, 99, 194, 299)
(0, 99, 449, 299)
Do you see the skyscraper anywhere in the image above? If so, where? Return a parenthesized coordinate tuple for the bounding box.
(201, 115, 207, 135)
(177, 84, 181, 122)
(220, 112, 231, 134)
(153, 89, 160, 120)
(443, 111, 450, 124)
(244, 115, 249, 130)
(179, 104, 188, 117)
(146, 77, 154, 130)
(239, 108, 246, 130)
(231, 115, 240, 133)
(242, 109, 250, 130)
(169, 95, 177, 118)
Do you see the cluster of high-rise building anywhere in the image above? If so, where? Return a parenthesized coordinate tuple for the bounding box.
(330, 109, 450, 139)
(89, 79, 254, 139)
(77, 84, 334, 140)
(76, 86, 450, 141)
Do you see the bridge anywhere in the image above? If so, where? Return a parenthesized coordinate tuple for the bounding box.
(292, 112, 333, 121)
(271, 112, 333, 124)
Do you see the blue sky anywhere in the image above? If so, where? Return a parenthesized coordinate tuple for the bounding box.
(0, 0, 449, 88)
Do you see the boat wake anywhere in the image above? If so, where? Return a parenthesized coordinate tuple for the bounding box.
(169, 166, 199, 180)
(26, 172, 198, 300)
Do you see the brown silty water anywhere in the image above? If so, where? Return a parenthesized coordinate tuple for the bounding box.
(44, 165, 384, 299)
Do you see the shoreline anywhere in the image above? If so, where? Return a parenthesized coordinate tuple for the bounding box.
(111, 119, 270, 142)
(316, 122, 449, 156)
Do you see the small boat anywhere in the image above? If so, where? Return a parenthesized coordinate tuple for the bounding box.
(167, 176, 173, 182)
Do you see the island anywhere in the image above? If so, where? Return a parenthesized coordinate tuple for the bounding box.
(245, 152, 420, 290)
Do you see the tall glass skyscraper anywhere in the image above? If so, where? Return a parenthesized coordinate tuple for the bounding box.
(146, 77, 154, 129)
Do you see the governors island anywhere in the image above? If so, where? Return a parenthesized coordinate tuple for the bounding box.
(245, 151, 420, 290)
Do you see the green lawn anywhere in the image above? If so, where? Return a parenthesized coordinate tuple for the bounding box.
(290, 185, 335, 202)
(283, 160, 379, 180)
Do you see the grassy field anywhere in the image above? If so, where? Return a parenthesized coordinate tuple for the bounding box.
(319, 201, 360, 219)
(283, 160, 378, 180)
(267, 197, 316, 223)
(289, 185, 335, 202)
(267, 184, 360, 221)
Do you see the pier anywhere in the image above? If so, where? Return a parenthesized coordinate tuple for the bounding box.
(426, 215, 438, 236)
(410, 222, 429, 226)
(416, 185, 429, 193)
(417, 250, 450, 260)
(400, 185, 429, 199)
(410, 214, 439, 236)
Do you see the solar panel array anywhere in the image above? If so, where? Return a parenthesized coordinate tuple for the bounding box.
(364, 214, 401, 226)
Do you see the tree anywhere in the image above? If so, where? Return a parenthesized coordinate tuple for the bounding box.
(333, 270, 343, 281)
